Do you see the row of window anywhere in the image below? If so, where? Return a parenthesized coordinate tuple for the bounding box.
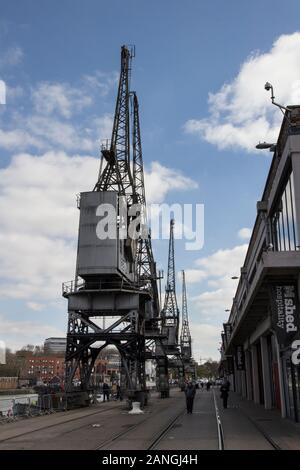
(29, 359, 64, 364)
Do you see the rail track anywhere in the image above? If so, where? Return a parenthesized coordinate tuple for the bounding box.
(95, 402, 186, 450)
(212, 389, 282, 451)
(96, 391, 221, 450)
(0, 403, 121, 444)
(238, 407, 282, 450)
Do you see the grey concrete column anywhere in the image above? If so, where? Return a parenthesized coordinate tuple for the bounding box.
(241, 370, 247, 398)
(235, 369, 239, 394)
(274, 336, 287, 418)
(260, 336, 272, 409)
(233, 361, 241, 394)
(228, 374, 234, 391)
(251, 345, 260, 404)
(245, 350, 252, 400)
(236, 370, 242, 395)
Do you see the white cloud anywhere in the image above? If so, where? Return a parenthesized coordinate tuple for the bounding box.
(186, 245, 248, 319)
(0, 74, 115, 153)
(26, 115, 96, 152)
(0, 315, 65, 352)
(83, 71, 119, 96)
(0, 46, 23, 67)
(184, 116, 275, 152)
(191, 276, 238, 316)
(32, 82, 93, 118)
(6, 85, 23, 100)
(26, 302, 45, 312)
(180, 244, 247, 360)
(92, 114, 114, 142)
(181, 269, 207, 284)
(145, 161, 198, 204)
(0, 80, 6, 105)
(195, 244, 248, 278)
(0, 112, 97, 153)
(0, 128, 44, 150)
(0, 151, 98, 239)
(184, 32, 300, 152)
(238, 227, 252, 240)
(190, 322, 221, 361)
(0, 233, 76, 300)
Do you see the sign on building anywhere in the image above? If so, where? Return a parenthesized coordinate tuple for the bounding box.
(235, 345, 245, 370)
(226, 356, 234, 375)
(221, 333, 226, 351)
(223, 323, 232, 346)
(269, 283, 300, 349)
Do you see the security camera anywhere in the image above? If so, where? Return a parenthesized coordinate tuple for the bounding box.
(263, 82, 290, 115)
(264, 82, 272, 91)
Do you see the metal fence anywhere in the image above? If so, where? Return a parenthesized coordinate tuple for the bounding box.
(0, 394, 68, 424)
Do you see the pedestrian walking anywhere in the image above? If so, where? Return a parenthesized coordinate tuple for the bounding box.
(116, 384, 123, 401)
(185, 381, 196, 414)
(103, 382, 110, 402)
(220, 379, 230, 409)
(206, 380, 212, 391)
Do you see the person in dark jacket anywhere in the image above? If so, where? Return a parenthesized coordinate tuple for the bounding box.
(220, 379, 230, 409)
(103, 382, 110, 402)
(185, 382, 196, 414)
(116, 384, 123, 401)
(206, 380, 212, 391)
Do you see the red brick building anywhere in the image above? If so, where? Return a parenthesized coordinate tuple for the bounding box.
(23, 355, 66, 383)
(20, 353, 109, 384)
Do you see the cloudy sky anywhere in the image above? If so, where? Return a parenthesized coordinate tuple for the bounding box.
(1, 0, 300, 359)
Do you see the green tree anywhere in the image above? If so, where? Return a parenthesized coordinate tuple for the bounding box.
(196, 360, 219, 379)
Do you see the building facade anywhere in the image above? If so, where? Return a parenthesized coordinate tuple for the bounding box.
(221, 106, 300, 422)
(44, 337, 67, 355)
(22, 355, 66, 383)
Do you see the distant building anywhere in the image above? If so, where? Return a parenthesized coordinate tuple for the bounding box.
(0, 377, 18, 390)
(103, 353, 120, 382)
(20, 353, 110, 386)
(22, 355, 66, 383)
(44, 337, 66, 355)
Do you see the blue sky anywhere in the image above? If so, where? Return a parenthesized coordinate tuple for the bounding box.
(1, 0, 300, 359)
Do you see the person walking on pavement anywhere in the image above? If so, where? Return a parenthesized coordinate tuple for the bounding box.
(103, 382, 110, 402)
(185, 381, 196, 414)
(116, 384, 123, 401)
(206, 380, 212, 391)
(220, 379, 230, 409)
